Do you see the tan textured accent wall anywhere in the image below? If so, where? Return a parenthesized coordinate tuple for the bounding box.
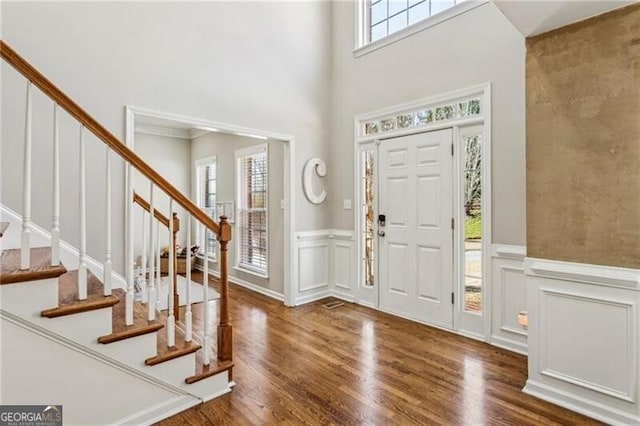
(526, 4, 640, 268)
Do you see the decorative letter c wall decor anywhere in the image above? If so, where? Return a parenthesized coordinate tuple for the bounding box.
(303, 157, 327, 204)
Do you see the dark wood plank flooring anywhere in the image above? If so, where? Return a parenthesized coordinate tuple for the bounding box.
(159, 272, 600, 425)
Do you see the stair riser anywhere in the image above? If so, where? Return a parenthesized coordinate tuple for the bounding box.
(145, 353, 197, 384)
(0, 278, 58, 316)
(97, 333, 158, 365)
(42, 308, 112, 345)
(183, 370, 231, 401)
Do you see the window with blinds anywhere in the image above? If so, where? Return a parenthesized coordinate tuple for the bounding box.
(196, 157, 217, 260)
(236, 145, 268, 276)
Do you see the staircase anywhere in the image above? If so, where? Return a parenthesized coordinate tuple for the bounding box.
(0, 40, 233, 424)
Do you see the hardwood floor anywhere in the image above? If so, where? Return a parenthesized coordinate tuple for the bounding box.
(160, 274, 600, 425)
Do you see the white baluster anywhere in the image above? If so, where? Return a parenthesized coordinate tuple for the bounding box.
(20, 81, 32, 270)
(78, 127, 87, 300)
(147, 183, 157, 321)
(167, 199, 175, 348)
(141, 210, 148, 303)
(156, 220, 161, 304)
(51, 104, 60, 266)
(185, 216, 192, 342)
(103, 148, 112, 295)
(126, 166, 134, 325)
(202, 223, 210, 365)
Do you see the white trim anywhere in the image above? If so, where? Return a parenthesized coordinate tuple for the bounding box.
(233, 265, 269, 280)
(230, 277, 284, 301)
(492, 244, 526, 261)
(196, 264, 285, 302)
(525, 257, 640, 290)
(296, 230, 332, 241)
(124, 106, 296, 307)
(490, 335, 528, 355)
(354, 1, 489, 58)
(331, 289, 356, 303)
(108, 395, 200, 426)
(136, 123, 192, 140)
(294, 289, 332, 306)
(296, 229, 355, 241)
(0, 204, 127, 289)
(523, 379, 640, 426)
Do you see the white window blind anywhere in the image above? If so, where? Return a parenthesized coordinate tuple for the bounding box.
(236, 145, 268, 276)
(196, 157, 217, 260)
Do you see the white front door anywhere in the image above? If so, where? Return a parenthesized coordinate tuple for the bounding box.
(378, 129, 454, 328)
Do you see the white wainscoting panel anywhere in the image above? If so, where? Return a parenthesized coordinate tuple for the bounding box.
(490, 244, 527, 354)
(294, 230, 330, 305)
(294, 230, 355, 306)
(524, 257, 640, 425)
(298, 244, 329, 293)
(331, 230, 355, 302)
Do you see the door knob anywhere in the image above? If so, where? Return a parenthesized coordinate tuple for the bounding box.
(378, 230, 385, 237)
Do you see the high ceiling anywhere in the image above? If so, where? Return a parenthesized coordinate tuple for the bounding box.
(493, 0, 636, 37)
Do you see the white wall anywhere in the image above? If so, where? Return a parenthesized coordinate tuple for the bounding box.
(132, 132, 191, 260)
(329, 2, 526, 246)
(191, 132, 285, 294)
(1, 1, 332, 276)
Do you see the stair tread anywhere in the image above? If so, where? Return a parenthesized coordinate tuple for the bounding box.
(98, 291, 164, 344)
(41, 269, 119, 318)
(144, 340, 201, 366)
(0, 222, 9, 237)
(186, 360, 233, 384)
(0, 247, 67, 285)
(145, 309, 201, 366)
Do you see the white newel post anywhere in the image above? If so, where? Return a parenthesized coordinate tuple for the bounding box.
(51, 104, 60, 267)
(167, 199, 176, 348)
(103, 147, 112, 295)
(20, 81, 32, 270)
(78, 127, 88, 300)
(147, 183, 157, 321)
(185, 216, 193, 342)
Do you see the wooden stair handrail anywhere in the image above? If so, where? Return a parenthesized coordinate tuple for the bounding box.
(133, 192, 173, 230)
(0, 40, 221, 237)
(2, 39, 233, 367)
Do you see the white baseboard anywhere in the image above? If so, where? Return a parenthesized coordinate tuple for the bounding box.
(331, 289, 356, 303)
(195, 264, 285, 302)
(108, 395, 200, 426)
(523, 379, 639, 426)
(0, 204, 127, 289)
(294, 289, 332, 306)
(490, 335, 528, 356)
